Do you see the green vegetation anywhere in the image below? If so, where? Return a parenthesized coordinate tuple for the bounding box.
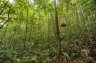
(0, 0, 96, 63)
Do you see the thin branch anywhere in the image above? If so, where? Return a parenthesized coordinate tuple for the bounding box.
(0, 7, 11, 29)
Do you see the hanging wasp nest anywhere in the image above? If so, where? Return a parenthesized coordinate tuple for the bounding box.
(60, 17, 67, 27)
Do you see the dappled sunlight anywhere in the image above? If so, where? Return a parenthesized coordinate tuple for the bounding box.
(30, 0, 34, 4)
(9, 0, 14, 4)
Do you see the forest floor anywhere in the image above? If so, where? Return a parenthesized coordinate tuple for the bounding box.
(69, 57, 96, 63)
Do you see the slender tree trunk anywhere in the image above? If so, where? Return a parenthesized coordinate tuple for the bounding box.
(54, 0, 62, 63)
(24, 6, 28, 51)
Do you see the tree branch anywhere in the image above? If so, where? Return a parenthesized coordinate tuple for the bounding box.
(0, 7, 11, 29)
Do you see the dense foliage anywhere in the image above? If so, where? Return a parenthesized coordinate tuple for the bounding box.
(0, 0, 96, 63)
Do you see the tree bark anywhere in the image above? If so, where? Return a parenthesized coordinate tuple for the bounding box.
(54, 0, 62, 62)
